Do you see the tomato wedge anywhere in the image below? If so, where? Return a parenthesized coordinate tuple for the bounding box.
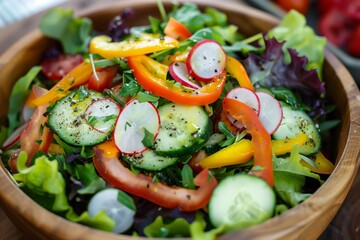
(164, 17, 192, 41)
(41, 54, 84, 81)
(88, 65, 119, 92)
(93, 143, 217, 211)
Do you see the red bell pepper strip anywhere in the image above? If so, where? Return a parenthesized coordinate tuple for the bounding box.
(127, 55, 226, 106)
(225, 56, 254, 91)
(32, 62, 93, 106)
(93, 142, 217, 211)
(223, 98, 274, 186)
(164, 17, 192, 41)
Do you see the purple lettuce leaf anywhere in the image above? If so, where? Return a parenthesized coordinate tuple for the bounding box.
(242, 37, 326, 97)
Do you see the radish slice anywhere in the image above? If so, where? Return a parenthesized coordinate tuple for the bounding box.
(21, 91, 36, 122)
(2, 122, 29, 150)
(186, 39, 226, 81)
(114, 99, 160, 155)
(225, 87, 260, 130)
(85, 98, 120, 133)
(169, 61, 200, 89)
(256, 91, 283, 135)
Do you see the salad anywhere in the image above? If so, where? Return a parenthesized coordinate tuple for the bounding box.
(0, 1, 340, 238)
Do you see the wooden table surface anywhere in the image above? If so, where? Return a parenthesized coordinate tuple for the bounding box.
(0, 0, 359, 239)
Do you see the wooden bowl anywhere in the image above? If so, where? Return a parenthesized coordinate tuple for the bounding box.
(0, 0, 359, 239)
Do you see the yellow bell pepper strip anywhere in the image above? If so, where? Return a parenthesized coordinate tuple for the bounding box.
(223, 98, 273, 186)
(127, 55, 227, 106)
(32, 62, 93, 106)
(200, 139, 254, 168)
(225, 55, 254, 91)
(162, 50, 189, 65)
(272, 133, 308, 156)
(89, 34, 179, 59)
(301, 151, 335, 174)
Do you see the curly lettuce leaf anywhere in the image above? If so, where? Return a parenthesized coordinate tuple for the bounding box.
(243, 37, 325, 97)
(7, 66, 41, 133)
(13, 153, 115, 231)
(189, 212, 224, 240)
(268, 10, 327, 79)
(39, 8, 92, 54)
(273, 145, 322, 207)
(143, 216, 191, 238)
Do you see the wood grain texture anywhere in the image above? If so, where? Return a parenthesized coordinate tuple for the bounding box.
(0, 0, 359, 239)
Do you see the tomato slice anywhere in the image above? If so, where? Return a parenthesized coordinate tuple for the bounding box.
(164, 17, 192, 41)
(275, 0, 310, 14)
(93, 144, 217, 211)
(88, 65, 119, 92)
(41, 53, 84, 81)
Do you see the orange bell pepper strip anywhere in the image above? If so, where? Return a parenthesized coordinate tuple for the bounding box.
(93, 141, 217, 211)
(223, 98, 273, 186)
(225, 56, 253, 91)
(89, 34, 179, 59)
(32, 62, 93, 106)
(127, 55, 227, 106)
(301, 151, 335, 174)
(164, 17, 192, 41)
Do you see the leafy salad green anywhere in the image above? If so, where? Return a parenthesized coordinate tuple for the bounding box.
(0, 1, 339, 239)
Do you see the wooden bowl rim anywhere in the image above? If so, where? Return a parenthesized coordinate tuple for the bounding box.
(0, 0, 359, 239)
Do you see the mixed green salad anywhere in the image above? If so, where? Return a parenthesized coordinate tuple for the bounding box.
(0, 1, 340, 238)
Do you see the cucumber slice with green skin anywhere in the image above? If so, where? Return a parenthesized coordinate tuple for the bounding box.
(123, 149, 178, 171)
(209, 174, 275, 232)
(154, 103, 212, 157)
(48, 89, 116, 146)
(273, 104, 321, 155)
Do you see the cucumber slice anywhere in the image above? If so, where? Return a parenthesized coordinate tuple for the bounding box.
(273, 104, 321, 155)
(48, 89, 118, 146)
(154, 103, 212, 157)
(209, 174, 275, 232)
(123, 149, 178, 171)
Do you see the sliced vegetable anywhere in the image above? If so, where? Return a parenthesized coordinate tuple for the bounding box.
(48, 89, 114, 146)
(88, 188, 135, 233)
(256, 92, 283, 135)
(225, 56, 253, 91)
(154, 103, 212, 157)
(88, 65, 119, 92)
(225, 87, 260, 130)
(186, 39, 226, 81)
(209, 174, 275, 231)
(301, 151, 335, 174)
(127, 55, 226, 106)
(273, 103, 321, 155)
(21, 91, 36, 122)
(114, 99, 160, 154)
(89, 34, 179, 59)
(2, 122, 28, 150)
(93, 145, 217, 211)
(164, 17, 192, 40)
(41, 53, 84, 81)
(85, 98, 121, 133)
(223, 98, 273, 186)
(169, 62, 200, 89)
(32, 62, 93, 106)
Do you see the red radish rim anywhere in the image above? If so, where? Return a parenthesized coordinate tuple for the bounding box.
(85, 98, 121, 134)
(186, 39, 227, 81)
(2, 122, 29, 150)
(225, 87, 261, 115)
(113, 99, 160, 155)
(256, 91, 283, 135)
(169, 62, 200, 89)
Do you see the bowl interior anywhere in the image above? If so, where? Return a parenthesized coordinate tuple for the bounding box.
(0, 0, 359, 240)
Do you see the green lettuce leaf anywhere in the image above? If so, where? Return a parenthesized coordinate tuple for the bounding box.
(7, 66, 41, 133)
(39, 8, 92, 54)
(189, 212, 224, 240)
(268, 10, 326, 79)
(143, 216, 191, 238)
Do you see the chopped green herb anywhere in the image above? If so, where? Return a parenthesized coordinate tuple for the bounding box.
(142, 128, 155, 148)
(117, 190, 136, 211)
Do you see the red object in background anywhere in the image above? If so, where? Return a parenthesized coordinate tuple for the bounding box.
(347, 26, 360, 57)
(275, 0, 310, 14)
(41, 54, 84, 81)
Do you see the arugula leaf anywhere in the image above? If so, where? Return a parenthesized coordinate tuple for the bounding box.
(137, 92, 160, 103)
(119, 70, 142, 97)
(181, 165, 195, 189)
(39, 8, 92, 54)
(117, 190, 136, 211)
(142, 128, 155, 148)
(7, 66, 41, 133)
